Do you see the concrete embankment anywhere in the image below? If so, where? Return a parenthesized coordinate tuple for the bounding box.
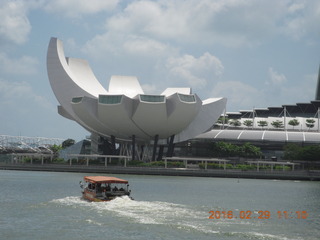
(0, 164, 319, 181)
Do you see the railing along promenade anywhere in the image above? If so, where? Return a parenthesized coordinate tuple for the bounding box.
(0, 157, 319, 181)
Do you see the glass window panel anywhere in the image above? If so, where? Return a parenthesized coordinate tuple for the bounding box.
(99, 95, 122, 104)
(178, 94, 195, 103)
(140, 95, 165, 102)
(72, 97, 83, 103)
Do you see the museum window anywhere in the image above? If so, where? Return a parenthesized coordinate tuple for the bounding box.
(178, 94, 195, 103)
(99, 95, 122, 104)
(72, 97, 83, 103)
(140, 95, 165, 103)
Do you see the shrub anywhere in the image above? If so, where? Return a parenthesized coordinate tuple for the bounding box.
(275, 165, 291, 171)
(199, 163, 229, 169)
(167, 161, 185, 168)
(52, 158, 65, 163)
(127, 160, 144, 166)
(235, 164, 256, 171)
(22, 157, 32, 163)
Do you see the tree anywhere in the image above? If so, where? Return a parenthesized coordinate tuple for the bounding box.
(211, 142, 261, 158)
(62, 138, 75, 149)
(50, 144, 62, 154)
(306, 119, 315, 130)
(239, 142, 262, 158)
(243, 120, 253, 128)
(283, 143, 320, 161)
(229, 119, 241, 127)
(288, 119, 300, 129)
(217, 116, 229, 125)
(271, 120, 284, 129)
(212, 142, 240, 157)
(257, 120, 268, 129)
(283, 144, 301, 160)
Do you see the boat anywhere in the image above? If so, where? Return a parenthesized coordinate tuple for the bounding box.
(80, 176, 132, 202)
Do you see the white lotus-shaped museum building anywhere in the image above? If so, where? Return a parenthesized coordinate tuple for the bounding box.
(47, 37, 226, 159)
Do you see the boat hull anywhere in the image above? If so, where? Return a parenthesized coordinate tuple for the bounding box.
(82, 189, 130, 202)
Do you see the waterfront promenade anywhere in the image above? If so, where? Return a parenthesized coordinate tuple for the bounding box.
(0, 163, 319, 181)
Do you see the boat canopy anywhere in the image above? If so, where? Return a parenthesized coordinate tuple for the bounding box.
(84, 176, 128, 184)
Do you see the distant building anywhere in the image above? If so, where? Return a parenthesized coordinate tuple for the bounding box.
(59, 139, 91, 161)
(191, 66, 320, 160)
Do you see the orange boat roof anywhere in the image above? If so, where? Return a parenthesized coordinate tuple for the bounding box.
(84, 176, 128, 184)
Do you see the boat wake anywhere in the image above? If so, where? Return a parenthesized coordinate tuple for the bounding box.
(51, 196, 203, 225)
(50, 196, 304, 240)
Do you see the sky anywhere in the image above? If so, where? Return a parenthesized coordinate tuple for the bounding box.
(0, 0, 319, 141)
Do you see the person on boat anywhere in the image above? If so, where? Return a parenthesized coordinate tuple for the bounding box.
(96, 183, 102, 193)
(106, 184, 111, 192)
(113, 186, 118, 192)
(102, 188, 108, 199)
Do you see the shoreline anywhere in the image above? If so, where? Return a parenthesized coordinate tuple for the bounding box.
(0, 164, 319, 181)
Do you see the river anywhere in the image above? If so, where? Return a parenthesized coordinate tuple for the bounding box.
(0, 170, 319, 240)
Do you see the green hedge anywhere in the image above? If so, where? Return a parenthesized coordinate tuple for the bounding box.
(275, 165, 291, 171)
(233, 164, 256, 171)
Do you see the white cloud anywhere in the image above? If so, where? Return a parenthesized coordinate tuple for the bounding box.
(0, 0, 31, 44)
(268, 67, 287, 85)
(283, 0, 320, 41)
(44, 0, 119, 18)
(104, 0, 289, 47)
(166, 53, 224, 89)
(103, 0, 320, 48)
(141, 83, 158, 94)
(0, 79, 51, 110)
(0, 78, 87, 139)
(288, 2, 305, 13)
(212, 81, 264, 111)
(0, 53, 38, 75)
(123, 35, 170, 56)
(82, 33, 120, 58)
(83, 32, 176, 60)
(280, 73, 318, 104)
(107, 0, 191, 40)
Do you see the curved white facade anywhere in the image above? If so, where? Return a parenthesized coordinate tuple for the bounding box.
(47, 37, 227, 143)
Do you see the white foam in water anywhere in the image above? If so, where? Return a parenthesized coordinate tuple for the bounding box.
(243, 232, 304, 240)
(50, 196, 305, 239)
(85, 219, 103, 226)
(96, 196, 203, 225)
(51, 196, 208, 232)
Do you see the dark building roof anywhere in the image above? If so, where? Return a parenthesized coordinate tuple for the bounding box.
(226, 100, 320, 119)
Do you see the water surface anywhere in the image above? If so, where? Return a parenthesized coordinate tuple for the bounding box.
(0, 170, 319, 240)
